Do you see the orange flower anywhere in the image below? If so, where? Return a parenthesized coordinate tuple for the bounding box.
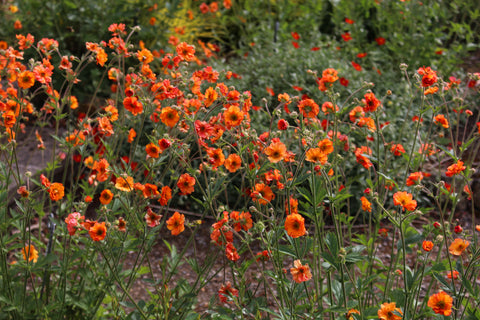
(17, 70, 35, 89)
(393, 191, 417, 212)
(99, 189, 113, 205)
(305, 148, 328, 164)
(93, 158, 110, 182)
(166, 211, 185, 235)
(176, 42, 195, 61)
(427, 291, 453, 316)
(160, 106, 180, 127)
(2, 110, 16, 128)
(48, 182, 65, 201)
(285, 213, 306, 238)
(298, 99, 319, 118)
(158, 186, 172, 206)
(418, 66, 438, 87)
(146, 142, 161, 158)
(265, 140, 287, 163)
(225, 243, 240, 261)
(115, 176, 134, 192)
(128, 128, 136, 143)
(360, 196, 371, 212)
(223, 105, 244, 128)
(445, 160, 465, 177)
(363, 92, 381, 112)
(357, 116, 376, 131)
(137, 48, 154, 64)
(145, 207, 162, 227)
(318, 139, 334, 155)
(251, 183, 275, 205)
(207, 147, 225, 168)
(321, 101, 339, 114)
(390, 144, 405, 156)
(422, 240, 434, 252)
(89, 221, 107, 241)
(377, 302, 402, 320)
(290, 260, 312, 283)
(218, 282, 238, 303)
(406, 172, 423, 186)
(434, 114, 449, 128)
(123, 96, 143, 116)
(346, 309, 360, 320)
(447, 270, 459, 279)
(22, 245, 38, 263)
(354, 146, 373, 169)
(177, 173, 195, 195)
(225, 154, 242, 173)
(117, 217, 127, 232)
(449, 238, 469, 256)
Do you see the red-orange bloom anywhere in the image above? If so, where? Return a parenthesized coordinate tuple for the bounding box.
(123, 96, 143, 116)
(406, 172, 423, 186)
(225, 242, 240, 261)
(265, 140, 287, 163)
(218, 282, 238, 303)
(305, 148, 328, 164)
(158, 186, 172, 206)
(22, 245, 38, 263)
(363, 92, 381, 112)
(177, 173, 195, 195)
(449, 238, 469, 256)
(377, 302, 402, 320)
(285, 213, 306, 238)
(99, 189, 113, 205)
(145, 207, 162, 227)
(418, 66, 438, 87)
(146, 142, 161, 158)
(17, 70, 35, 89)
(251, 183, 275, 205)
(224, 154, 242, 173)
(427, 291, 453, 316)
(393, 191, 417, 212)
(89, 221, 107, 241)
(223, 105, 244, 128)
(354, 146, 373, 169)
(207, 147, 225, 168)
(422, 240, 434, 252)
(160, 106, 180, 127)
(360, 196, 372, 212)
(176, 42, 195, 61)
(115, 176, 134, 192)
(166, 211, 185, 235)
(290, 260, 312, 283)
(390, 144, 405, 156)
(446, 160, 465, 177)
(434, 114, 449, 128)
(48, 182, 65, 201)
(298, 99, 319, 118)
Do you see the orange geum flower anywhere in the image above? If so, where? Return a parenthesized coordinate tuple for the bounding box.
(166, 211, 185, 235)
(305, 148, 328, 164)
(422, 240, 434, 252)
(298, 98, 319, 118)
(93, 158, 110, 182)
(207, 147, 225, 168)
(427, 291, 453, 316)
(160, 106, 180, 128)
(146, 142, 161, 158)
(2, 110, 16, 128)
(99, 189, 113, 205)
(224, 153, 242, 173)
(318, 138, 334, 155)
(145, 207, 162, 227)
(434, 114, 449, 128)
(446, 160, 465, 177)
(204, 86, 218, 107)
(123, 96, 143, 116)
(17, 70, 35, 89)
(22, 244, 39, 263)
(177, 173, 195, 195)
(143, 183, 159, 198)
(158, 185, 172, 206)
(285, 213, 306, 238)
(115, 175, 134, 192)
(251, 183, 275, 205)
(393, 191, 417, 211)
(360, 196, 371, 212)
(223, 105, 244, 128)
(322, 68, 339, 83)
(176, 42, 195, 61)
(116, 217, 127, 232)
(127, 128, 136, 143)
(89, 221, 107, 241)
(290, 260, 312, 283)
(357, 116, 376, 131)
(406, 172, 424, 186)
(137, 48, 154, 64)
(321, 101, 339, 114)
(225, 242, 240, 261)
(449, 238, 469, 256)
(218, 282, 238, 303)
(377, 302, 402, 320)
(48, 182, 65, 201)
(390, 144, 405, 156)
(264, 140, 287, 163)
(418, 66, 438, 87)
(349, 106, 365, 123)
(363, 92, 381, 112)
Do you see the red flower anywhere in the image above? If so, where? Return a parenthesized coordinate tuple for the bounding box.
(375, 37, 386, 45)
(177, 173, 196, 195)
(351, 61, 362, 71)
